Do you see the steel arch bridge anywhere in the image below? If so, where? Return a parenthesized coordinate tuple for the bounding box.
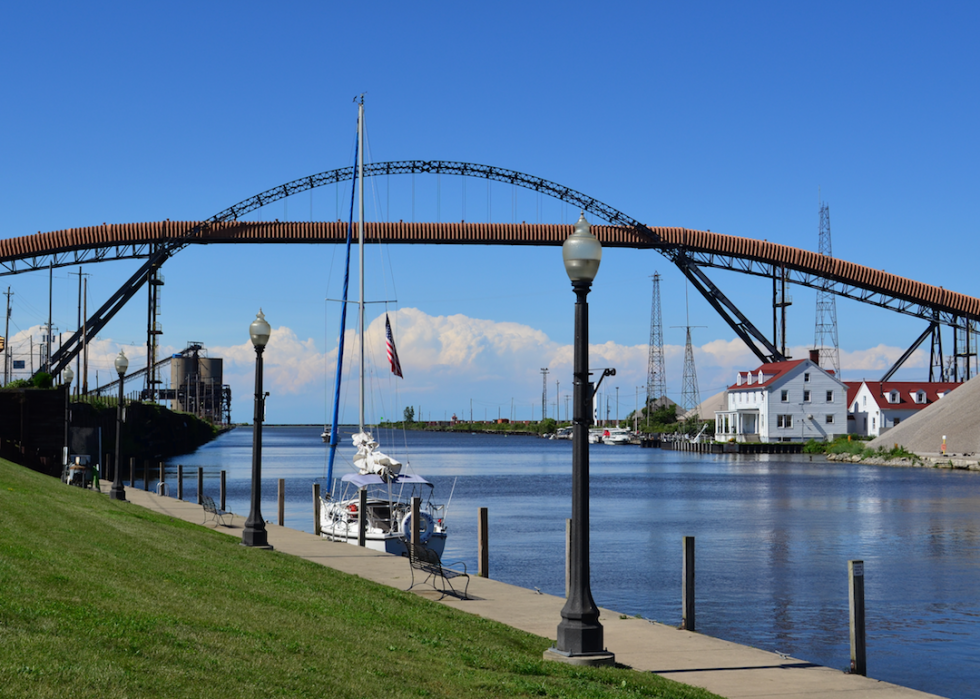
(3, 160, 977, 381)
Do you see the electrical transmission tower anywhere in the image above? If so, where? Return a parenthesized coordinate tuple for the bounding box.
(813, 201, 841, 376)
(540, 368, 549, 422)
(674, 285, 704, 420)
(646, 273, 667, 423)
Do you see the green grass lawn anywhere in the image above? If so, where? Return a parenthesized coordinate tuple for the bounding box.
(0, 458, 721, 698)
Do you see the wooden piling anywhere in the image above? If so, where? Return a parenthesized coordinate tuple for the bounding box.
(143, 459, 149, 491)
(410, 496, 421, 554)
(358, 488, 368, 547)
(177, 464, 183, 500)
(478, 507, 489, 578)
(849, 560, 867, 676)
(312, 483, 321, 536)
(197, 467, 203, 505)
(278, 478, 285, 526)
(105, 453, 112, 482)
(129, 457, 135, 487)
(682, 536, 695, 631)
(220, 470, 226, 511)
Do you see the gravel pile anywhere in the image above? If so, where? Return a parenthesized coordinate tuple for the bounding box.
(867, 376, 980, 456)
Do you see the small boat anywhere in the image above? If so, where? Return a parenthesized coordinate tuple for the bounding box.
(604, 428, 633, 445)
(318, 97, 448, 555)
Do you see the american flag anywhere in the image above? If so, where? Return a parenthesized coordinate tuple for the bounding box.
(385, 314, 403, 378)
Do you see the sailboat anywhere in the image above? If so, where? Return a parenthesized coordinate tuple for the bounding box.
(318, 97, 448, 556)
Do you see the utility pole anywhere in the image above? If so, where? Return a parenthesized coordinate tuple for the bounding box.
(69, 268, 89, 397)
(82, 278, 89, 395)
(46, 262, 53, 374)
(540, 368, 549, 423)
(555, 380, 560, 421)
(3, 287, 11, 385)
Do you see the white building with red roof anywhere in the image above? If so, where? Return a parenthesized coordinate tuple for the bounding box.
(715, 350, 847, 443)
(846, 381, 960, 437)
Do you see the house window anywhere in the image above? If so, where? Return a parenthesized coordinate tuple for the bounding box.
(915, 391, 926, 404)
(777, 414, 793, 428)
(889, 390, 899, 403)
(825, 414, 834, 424)
(826, 390, 834, 402)
(781, 390, 789, 402)
(894, 417, 901, 425)
(862, 395, 867, 407)
(804, 372, 810, 382)
(803, 390, 811, 402)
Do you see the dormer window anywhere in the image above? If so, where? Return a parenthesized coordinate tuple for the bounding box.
(737, 373, 743, 386)
(889, 390, 900, 404)
(915, 391, 927, 404)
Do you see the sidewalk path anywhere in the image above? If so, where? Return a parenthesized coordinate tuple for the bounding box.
(107, 484, 944, 699)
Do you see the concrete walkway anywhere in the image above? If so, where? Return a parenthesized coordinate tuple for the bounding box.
(105, 484, 944, 699)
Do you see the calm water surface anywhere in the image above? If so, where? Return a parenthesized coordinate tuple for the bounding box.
(164, 426, 980, 699)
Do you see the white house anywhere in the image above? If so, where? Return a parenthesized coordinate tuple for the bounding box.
(715, 350, 847, 443)
(846, 381, 960, 437)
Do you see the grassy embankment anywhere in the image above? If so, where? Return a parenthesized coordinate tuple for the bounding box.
(0, 459, 720, 699)
(803, 436, 920, 461)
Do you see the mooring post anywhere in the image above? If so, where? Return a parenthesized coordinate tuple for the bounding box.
(177, 464, 183, 501)
(849, 560, 867, 676)
(197, 467, 203, 505)
(129, 457, 135, 488)
(358, 488, 368, 547)
(478, 506, 489, 578)
(105, 453, 112, 483)
(565, 518, 572, 598)
(312, 482, 321, 536)
(410, 496, 421, 557)
(682, 536, 696, 631)
(278, 478, 285, 526)
(220, 470, 227, 511)
(143, 459, 149, 491)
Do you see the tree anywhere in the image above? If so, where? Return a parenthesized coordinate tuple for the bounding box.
(403, 406, 415, 423)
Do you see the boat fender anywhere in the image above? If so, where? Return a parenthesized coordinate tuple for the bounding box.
(400, 511, 433, 544)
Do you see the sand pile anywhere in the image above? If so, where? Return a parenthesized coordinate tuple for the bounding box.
(867, 375, 980, 456)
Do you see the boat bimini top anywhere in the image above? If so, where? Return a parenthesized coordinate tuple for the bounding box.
(340, 473, 434, 489)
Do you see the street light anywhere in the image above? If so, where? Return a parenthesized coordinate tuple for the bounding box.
(242, 309, 273, 549)
(110, 350, 128, 501)
(545, 213, 614, 666)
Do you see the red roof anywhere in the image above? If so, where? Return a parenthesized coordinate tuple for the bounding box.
(851, 381, 961, 411)
(728, 359, 808, 391)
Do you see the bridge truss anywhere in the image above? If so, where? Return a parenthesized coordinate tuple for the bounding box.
(3, 161, 978, 382)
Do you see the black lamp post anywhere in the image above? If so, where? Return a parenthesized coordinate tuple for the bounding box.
(546, 213, 614, 666)
(242, 309, 273, 549)
(110, 350, 128, 501)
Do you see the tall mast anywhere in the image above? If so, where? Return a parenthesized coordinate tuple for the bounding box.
(357, 96, 365, 432)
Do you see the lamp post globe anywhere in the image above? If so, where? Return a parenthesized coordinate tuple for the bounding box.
(243, 309, 273, 549)
(110, 350, 128, 501)
(547, 212, 614, 666)
(63, 365, 74, 386)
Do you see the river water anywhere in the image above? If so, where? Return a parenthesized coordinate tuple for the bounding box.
(163, 426, 980, 699)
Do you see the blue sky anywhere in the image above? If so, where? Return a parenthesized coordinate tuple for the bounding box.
(1, 1, 977, 424)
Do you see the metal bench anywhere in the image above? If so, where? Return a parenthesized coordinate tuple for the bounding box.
(403, 540, 469, 599)
(202, 494, 232, 527)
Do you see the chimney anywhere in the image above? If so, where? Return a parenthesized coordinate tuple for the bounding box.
(809, 349, 820, 366)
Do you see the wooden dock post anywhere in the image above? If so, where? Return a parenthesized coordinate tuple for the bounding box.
(682, 536, 695, 631)
(312, 483, 321, 536)
(849, 560, 867, 676)
(478, 507, 489, 578)
(142, 459, 149, 491)
(410, 496, 421, 554)
(129, 457, 135, 487)
(358, 489, 368, 546)
(177, 464, 183, 501)
(197, 467, 203, 505)
(220, 470, 226, 511)
(157, 461, 166, 495)
(105, 453, 112, 482)
(278, 478, 285, 526)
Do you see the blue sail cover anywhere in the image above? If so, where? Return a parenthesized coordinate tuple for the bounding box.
(340, 473, 433, 489)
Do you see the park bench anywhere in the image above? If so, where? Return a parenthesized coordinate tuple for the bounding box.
(402, 540, 470, 599)
(202, 495, 232, 527)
